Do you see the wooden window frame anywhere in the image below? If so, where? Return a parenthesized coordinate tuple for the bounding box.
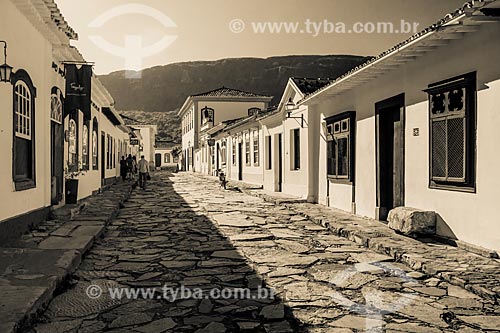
(326, 111, 356, 184)
(425, 72, 476, 193)
(248, 107, 260, 116)
(68, 116, 78, 172)
(245, 137, 251, 166)
(92, 118, 98, 170)
(12, 70, 37, 191)
(292, 128, 300, 170)
(253, 132, 259, 166)
(232, 139, 237, 166)
(82, 123, 89, 170)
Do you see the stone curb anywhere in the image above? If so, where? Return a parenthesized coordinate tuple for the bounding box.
(236, 186, 500, 305)
(4, 181, 136, 333)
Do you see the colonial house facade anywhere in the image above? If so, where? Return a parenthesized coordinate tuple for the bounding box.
(298, 0, 500, 252)
(178, 87, 272, 172)
(183, 0, 500, 253)
(131, 124, 157, 168)
(0, 0, 139, 242)
(154, 140, 179, 169)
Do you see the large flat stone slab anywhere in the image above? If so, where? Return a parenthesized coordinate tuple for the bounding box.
(212, 212, 255, 227)
(387, 207, 436, 236)
(38, 225, 104, 251)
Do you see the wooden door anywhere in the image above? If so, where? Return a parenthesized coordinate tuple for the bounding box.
(238, 143, 243, 181)
(376, 94, 405, 220)
(50, 122, 64, 204)
(278, 133, 283, 192)
(101, 132, 106, 182)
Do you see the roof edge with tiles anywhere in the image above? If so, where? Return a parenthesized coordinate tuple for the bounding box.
(299, 0, 497, 104)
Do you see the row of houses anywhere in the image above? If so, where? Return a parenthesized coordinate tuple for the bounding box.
(0, 0, 148, 242)
(180, 0, 500, 253)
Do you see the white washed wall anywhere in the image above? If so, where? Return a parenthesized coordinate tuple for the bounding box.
(312, 22, 500, 251)
(0, 1, 53, 221)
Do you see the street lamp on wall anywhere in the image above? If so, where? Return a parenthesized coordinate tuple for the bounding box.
(284, 98, 304, 128)
(0, 41, 13, 83)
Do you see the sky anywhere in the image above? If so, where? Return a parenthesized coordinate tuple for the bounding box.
(56, 0, 467, 75)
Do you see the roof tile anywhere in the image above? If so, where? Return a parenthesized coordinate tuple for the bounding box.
(192, 86, 272, 99)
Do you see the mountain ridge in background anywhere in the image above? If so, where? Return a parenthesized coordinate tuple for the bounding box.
(100, 54, 372, 142)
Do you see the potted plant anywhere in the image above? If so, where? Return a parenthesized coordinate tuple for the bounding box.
(64, 161, 86, 205)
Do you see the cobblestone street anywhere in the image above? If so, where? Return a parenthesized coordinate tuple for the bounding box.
(29, 172, 500, 333)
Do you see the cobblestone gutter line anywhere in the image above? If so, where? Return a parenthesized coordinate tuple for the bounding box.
(0, 181, 136, 333)
(238, 187, 500, 305)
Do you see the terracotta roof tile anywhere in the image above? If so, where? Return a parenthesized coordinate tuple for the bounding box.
(192, 86, 272, 99)
(300, 0, 496, 102)
(43, 0, 78, 39)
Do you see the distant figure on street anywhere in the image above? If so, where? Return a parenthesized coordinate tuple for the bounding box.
(126, 154, 133, 180)
(132, 156, 138, 180)
(119, 156, 127, 181)
(138, 155, 149, 190)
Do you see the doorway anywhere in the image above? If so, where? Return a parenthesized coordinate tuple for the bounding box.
(155, 153, 162, 168)
(277, 133, 283, 192)
(101, 132, 106, 183)
(50, 121, 63, 205)
(238, 142, 243, 181)
(216, 143, 220, 171)
(375, 94, 405, 220)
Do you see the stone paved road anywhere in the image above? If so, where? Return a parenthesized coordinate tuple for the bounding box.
(28, 172, 500, 333)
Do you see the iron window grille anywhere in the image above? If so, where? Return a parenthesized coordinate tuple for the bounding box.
(50, 94, 63, 124)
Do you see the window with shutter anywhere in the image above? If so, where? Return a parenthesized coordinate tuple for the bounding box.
(326, 111, 355, 183)
(253, 132, 259, 166)
(426, 72, 476, 192)
(12, 70, 37, 191)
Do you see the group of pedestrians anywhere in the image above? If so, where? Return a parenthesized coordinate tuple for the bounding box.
(120, 155, 150, 190)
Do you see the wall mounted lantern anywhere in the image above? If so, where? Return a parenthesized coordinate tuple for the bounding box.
(285, 98, 304, 128)
(0, 41, 13, 83)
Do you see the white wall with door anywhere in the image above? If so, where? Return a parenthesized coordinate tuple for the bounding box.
(312, 22, 500, 252)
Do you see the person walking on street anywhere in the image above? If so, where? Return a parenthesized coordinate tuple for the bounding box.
(138, 155, 149, 190)
(132, 156, 138, 180)
(126, 154, 133, 180)
(119, 156, 127, 181)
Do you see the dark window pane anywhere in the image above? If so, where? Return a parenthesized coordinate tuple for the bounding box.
(267, 136, 272, 169)
(448, 88, 465, 112)
(431, 93, 446, 114)
(338, 137, 349, 176)
(294, 129, 300, 170)
(327, 140, 336, 176)
(15, 137, 32, 179)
